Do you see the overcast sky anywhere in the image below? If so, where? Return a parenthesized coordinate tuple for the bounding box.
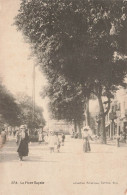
(0, 0, 49, 121)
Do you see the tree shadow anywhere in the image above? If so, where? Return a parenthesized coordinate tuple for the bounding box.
(25, 156, 58, 163)
(0, 152, 18, 163)
(59, 152, 72, 153)
(0, 152, 59, 163)
(106, 143, 127, 147)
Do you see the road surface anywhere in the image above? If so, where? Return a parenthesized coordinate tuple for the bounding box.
(0, 136, 127, 195)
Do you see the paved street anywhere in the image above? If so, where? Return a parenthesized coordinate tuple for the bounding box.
(0, 136, 127, 195)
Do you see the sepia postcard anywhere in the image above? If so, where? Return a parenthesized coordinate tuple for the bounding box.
(0, 0, 127, 195)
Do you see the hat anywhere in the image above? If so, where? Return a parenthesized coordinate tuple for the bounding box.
(84, 128, 88, 131)
(50, 131, 54, 135)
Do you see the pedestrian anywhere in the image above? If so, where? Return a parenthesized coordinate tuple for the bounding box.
(15, 129, 20, 145)
(48, 131, 56, 153)
(122, 131, 126, 143)
(17, 125, 29, 161)
(0, 128, 6, 145)
(13, 128, 16, 137)
(82, 127, 91, 153)
(74, 132, 78, 139)
(56, 133, 61, 152)
(116, 133, 120, 147)
(44, 133, 48, 144)
(61, 133, 65, 146)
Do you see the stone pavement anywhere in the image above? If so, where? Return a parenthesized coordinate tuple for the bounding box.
(0, 136, 127, 195)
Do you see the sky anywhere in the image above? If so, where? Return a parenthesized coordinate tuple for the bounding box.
(0, 0, 50, 121)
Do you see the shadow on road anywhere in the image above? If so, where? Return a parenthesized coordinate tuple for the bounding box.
(0, 152, 18, 163)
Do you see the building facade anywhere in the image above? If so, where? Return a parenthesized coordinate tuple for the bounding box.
(105, 89, 127, 138)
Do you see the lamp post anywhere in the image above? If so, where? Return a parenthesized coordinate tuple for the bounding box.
(32, 64, 36, 127)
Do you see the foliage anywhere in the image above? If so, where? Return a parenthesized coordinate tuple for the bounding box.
(0, 82, 21, 126)
(16, 93, 45, 129)
(15, 0, 127, 83)
(15, 0, 127, 143)
(15, 0, 127, 102)
(42, 75, 85, 123)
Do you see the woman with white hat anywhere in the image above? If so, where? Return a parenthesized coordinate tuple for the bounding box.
(82, 126, 91, 153)
(17, 125, 29, 161)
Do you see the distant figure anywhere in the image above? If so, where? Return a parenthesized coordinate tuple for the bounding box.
(61, 133, 65, 146)
(13, 128, 16, 137)
(8, 127, 12, 136)
(17, 125, 29, 161)
(116, 133, 121, 147)
(16, 129, 20, 145)
(122, 131, 126, 143)
(71, 131, 75, 138)
(48, 131, 56, 153)
(82, 127, 91, 153)
(0, 128, 6, 145)
(74, 132, 78, 139)
(44, 133, 48, 144)
(56, 133, 61, 152)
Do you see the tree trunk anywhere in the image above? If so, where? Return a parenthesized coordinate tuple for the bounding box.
(77, 122, 82, 139)
(97, 121, 101, 136)
(110, 120, 114, 140)
(98, 96, 107, 144)
(85, 97, 90, 126)
(74, 119, 77, 132)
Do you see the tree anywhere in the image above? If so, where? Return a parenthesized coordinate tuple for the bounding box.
(0, 81, 21, 127)
(42, 75, 85, 135)
(16, 93, 45, 130)
(15, 0, 127, 143)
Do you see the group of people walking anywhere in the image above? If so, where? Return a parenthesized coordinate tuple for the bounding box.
(15, 125, 66, 161)
(48, 131, 65, 153)
(1, 123, 127, 161)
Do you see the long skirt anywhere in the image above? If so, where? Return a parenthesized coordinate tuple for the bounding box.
(83, 138, 91, 152)
(17, 140, 29, 157)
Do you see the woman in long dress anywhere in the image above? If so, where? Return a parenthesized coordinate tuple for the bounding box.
(82, 127, 91, 153)
(17, 125, 29, 161)
(0, 128, 6, 146)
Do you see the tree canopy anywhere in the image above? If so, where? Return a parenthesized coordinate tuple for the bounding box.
(15, 0, 127, 100)
(0, 82, 21, 126)
(15, 0, 127, 143)
(42, 75, 85, 124)
(0, 81, 45, 129)
(16, 93, 46, 129)
(15, 0, 127, 83)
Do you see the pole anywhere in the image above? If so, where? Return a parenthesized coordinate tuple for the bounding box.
(32, 64, 35, 123)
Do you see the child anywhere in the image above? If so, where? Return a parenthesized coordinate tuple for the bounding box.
(56, 133, 61, 152)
